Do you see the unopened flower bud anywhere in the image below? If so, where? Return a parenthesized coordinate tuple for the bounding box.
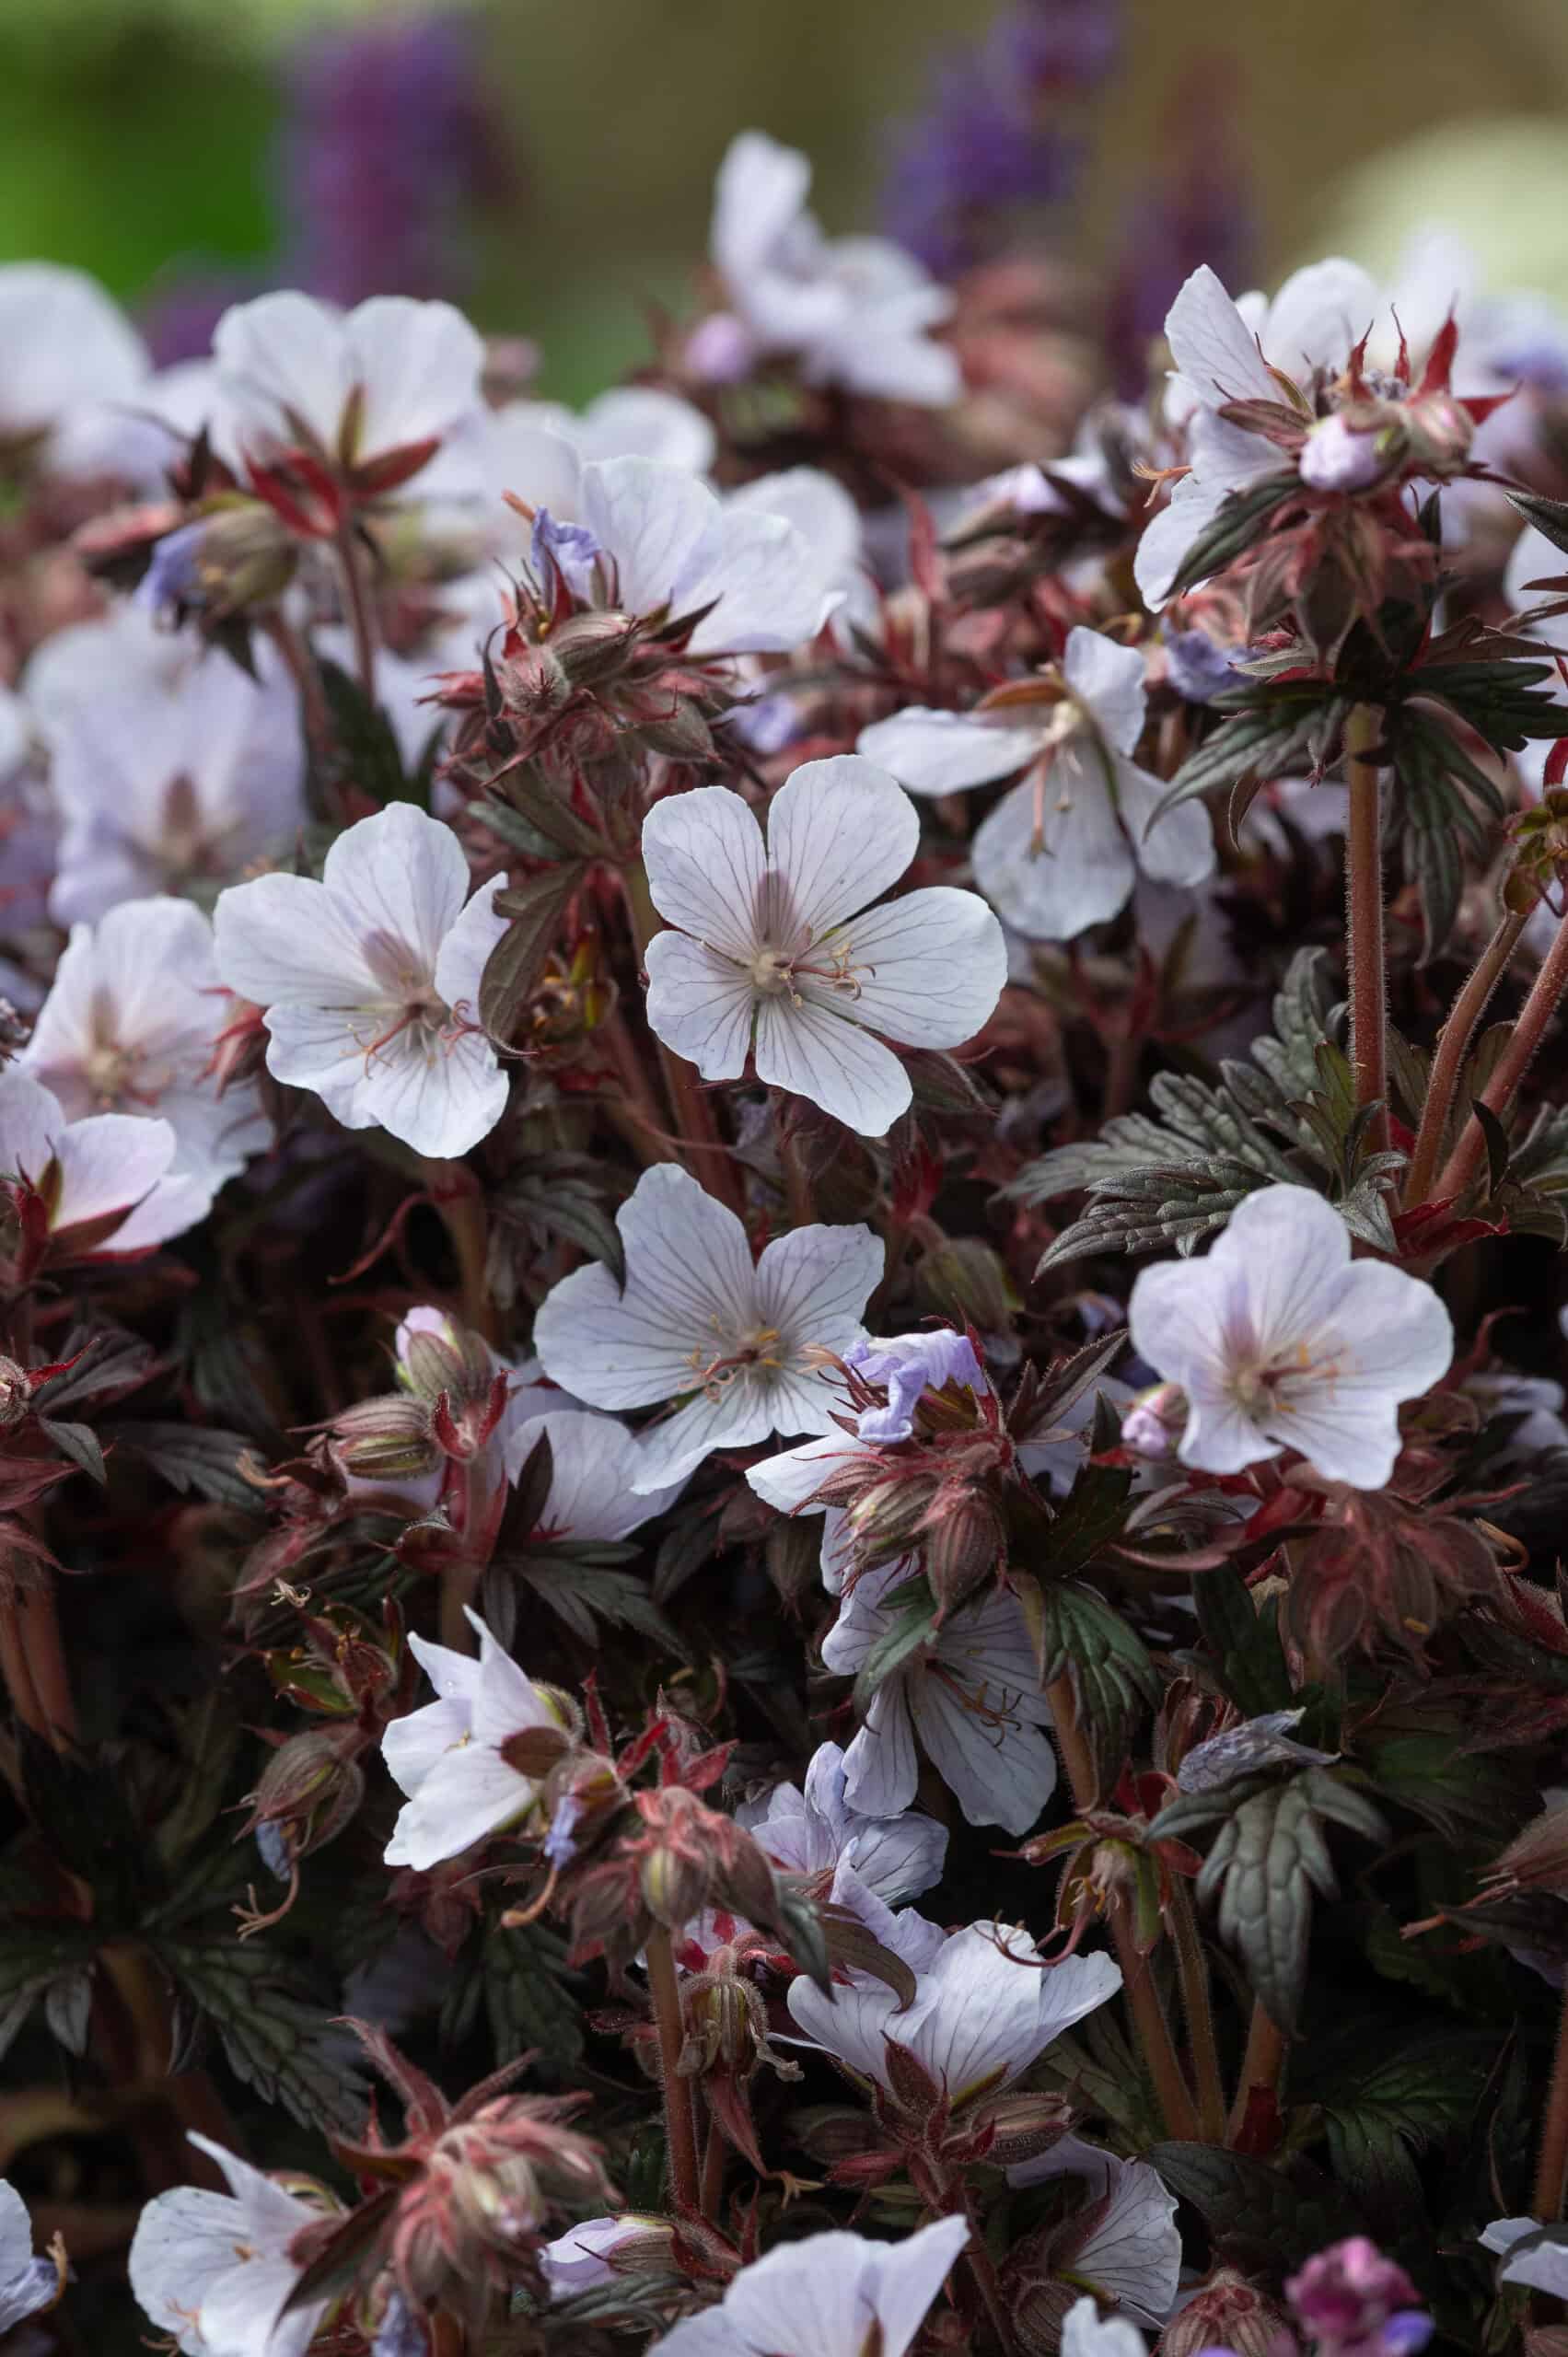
(685, 311, 757, 383)
(1299, 412, 1400, 493)
(329, 1394, 439, 1482)
(968, 2088, 1074, 2166)
(915, 1237, 1017, 1340)
(249, 1727, 365, 1862)
(641, 1841, 710, 1931)
(679, 1972, 766, 2079)
(0, 1355, 30, 1431)
(1405, 389, 1475, 476)
(399, 1315, 494, 1410)
(551, 609, 643, 689)
(1121, 1381, 1187, 1461)
(847, 1472, 940, 1566)
(1159, 2265, 1295, 2357)
(497, 639, 571, 717)
(923, 1481, 1005, 1611)
(142, 502, 297, 620)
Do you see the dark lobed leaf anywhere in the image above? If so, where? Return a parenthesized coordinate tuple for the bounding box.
(1191, 1562, 1295, 1717)
(0, 1921, 97, 2065)
(101, 1420, 259, 1508)
(493, 1154, 625, 1280)
(33, 1414, 106, 1485)
(1305, 2027, 1493, 2235)
(1507, 487, 1568, 560)
(1030, 1579, 1160, 1799)
(852, 1581, 941, 1711)
(1161, 469, 1303, 604)
(1152, 684, 1347, 825)
(482, 1919, 585, 2078)
(317, 657, 424, 807)
(1148, 2141, 1359, 2272)
(157, 1938, 370, 2132)
(513, 1552, 689, 1657)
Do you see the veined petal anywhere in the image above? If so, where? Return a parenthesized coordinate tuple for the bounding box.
(580, 455, 717, 619)
(642, 784, 768, 965)
(433, 876, 510, 1015)
(627, 1370, 780, 1492)
(321, 803, 470, 976)
(1263, 258, 1380, 379)
(533, 1409, 681, 1538)
(830, 885, 1005, 1048)
(383, 1738, 536, 1870)
(346, 296, 485, 458)
(1062, 627, 1148, 751)
(213, 289, 349, 450)
(862, 2219, 972, 2357)
(841, 1680, 919, 1817)
(857, 707, 1045, 797)
(214, 872, 377, 1006)
(911, 1669, 1058, 1832)
(971, 768, 1135, 942)
(754, 1218, 883, 1353)
(1164, 263, 1279, 412)
(354, 1022, 508, 1159)
(765, 757, 920, 937)
(643, 931, 757, 1081)
(1112, 753, 1215, 889)
(753, 990, 912, 1134)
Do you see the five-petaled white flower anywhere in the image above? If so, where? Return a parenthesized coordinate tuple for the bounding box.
(821, 1559, 1058, 1833)
(22, 898, 265, 1192)
(213, 803, 509, 1159)
(128, 2131, 330, 2357)
(0, 1069, 212, 1258)
(1128, 1184, 1454, 1491)
(645, 2216, 971, 2357)
(697, 130, 962, 408)
(32, 627, 307, 930)
(213, 289, 484, 481)
(381, 1608, 569, 1871)
(641, 759, 1005, 1135)
(787, 1916, 1120, 2106)
(531, 1162, 883, 1492)
(858, 628, 1214, 943)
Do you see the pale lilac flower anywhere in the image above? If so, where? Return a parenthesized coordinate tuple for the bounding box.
(381, 1608, 568, 1870)
(540, 2213, 673, 2298)
(531, 1163, 883, 1492)
(641, 760, 1005, 1135)
(645, 2216, 971, 2357)
(1286, 2237, 1432, 2357)
(1127, 1185, 1454, 1490)
(0, 1070, 212, 1256)
(36, 631, 307, 927)
(857, 626, 1214, 942)
(703, 130, 961, 407)
(128, 2131, 329, 2357)
(1006, 2136, 1181, 2326)
(738, 1739, 948, 1908)
(213, 803, 509, 1159)
(787, 1917, 1120, 2103)
(844, 1329, 985, 1441)
(1481, 2215, 1568, 2298)
(22, 899, 265, 1190)
(212, 289, 485, 477)
(0, 2181, 58, 2338)
(822, 1561, 1057, 1832)
(0, 262, 149, 473)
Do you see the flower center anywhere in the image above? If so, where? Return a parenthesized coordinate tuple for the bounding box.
(1229, 1340, 1342, 1422)
(687, 1321, 785, 1399)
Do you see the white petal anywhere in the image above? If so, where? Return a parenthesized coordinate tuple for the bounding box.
(533, 1410, 679, 1540)
(745, 1430, 877, 1516)
(911, 1670, 1058, 1833)
(765, 756, 920, 936)
(129, 2185, 256, 2355)
(856, 707, 1042, 797)
(1133, 473, 1234, 613)
(972, 769, 1135, 942)
(830, 886, 1005, 1049)
(583, 386, 716, 473)
(628, 1371, 780, 1492)
(712, 130, 815, 296)
(1206, 1185, 1353, 1364)
(383, 1739, 535, 1869)
(681, 504, 837, 655)
(321, 803, 470, 976)
(581, 456, 718, 619)
(1063, 628, 1148, 752)
(753, 990, 912, 1133)
(214, 872, 377, 1008)
(1164, 264, 1278, 412)
(1112, 754, 1215, 890)
(1263, 259, 1380, 379)
(346, 296, 485, 459)
(642, 784, 768, 964)
(864, 2218, 972, 2357)
(1071, 2158, 1182, 2324)
(722, 2234, 879, 2357)
(433, 876, 510, 1016)
(644, 934, 757, 1082)
(1062, 2293, 1152, 2357)
(754, 1218, 883, 1353)
(841, 1681, 919, 1817)
(382, 1692, 474, 1798)
(214, 290, 350, 451)
(355, 1022, 509, 1158)
(0, 262, 146, 440)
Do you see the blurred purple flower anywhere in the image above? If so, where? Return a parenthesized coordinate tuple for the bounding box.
(279, 9, 516, 307)
(1106, 62, 1257, 398)
(880, 0, 1121, 277)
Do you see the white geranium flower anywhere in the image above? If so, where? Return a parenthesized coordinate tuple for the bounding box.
(641, 760, 1005, 1136)
(645, 2216, 971, 2357)
(35, 630, 307, 928)
(822, 1562, 1057, 1833)
(381, 1608, 568, 1870)
(858, 627, 1214, 943)
(788, 1918, 1120, 2104)
(1128, 1184, 1454, 1490)
(481, 386, 717, 479)
(1007, 2136, 1181, 2327)
(738, 1739, 948, 1907)
(0, 1070, 212, 1258)
(700, 131, 962, 408)
(0, 2179, 59, 2338)
(515, 1407, 686, 1537)
(213, 803, 509, 1159)
(128, 2131, 329, 2357)
(1481, 2216, 1568, 2297)
(1062, 2296, 1150, 2357)
(213, 290, 484, 479)
(22, 899, 264, 1190)
(531, 1162, 882, 1492)
(0, 262, 148, 472)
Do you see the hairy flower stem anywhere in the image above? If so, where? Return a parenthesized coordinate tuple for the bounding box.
(1045, 1676, 1201, 2142)
(1167, 1879, 1227, 2143)
(421, 1161, 499, 1346)
(1435, 901, 1568, 1209)
(961, 2215, 1020, 2357)
(700, 2108, 727, 2222)
(1402, 905, 1529, 1210)
(621, 864, 744, 1216)
(1344, 702, 1390, 1157)
(1532, 1980, 1568, 2223)
(333, 515, 379, 701)
(1227, 2000, 1287, 2146)
(645, 1925, 702, 2214)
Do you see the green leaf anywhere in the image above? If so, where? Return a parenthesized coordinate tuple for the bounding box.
(102, 1420, 258, 1508)
(1153, 683, 1346, 823)
(478, 863, 587, 1043)
(1191, 1562, 1294, 1716)
(1032, 1580, 1159, 1797)
(852, 1583, 940, 1710)
(1307, 2028, 1492, 2234)
(157, 1938, 369, 2132)
(1147, 2141, 1359, 2270)
(1034, 1459, 1134, 1577)
(516, 1553, 688, 1657)
(482, 1919, 584, 2079)
(317, 657, 424, 807)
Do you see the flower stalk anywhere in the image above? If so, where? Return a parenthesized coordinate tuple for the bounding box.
(645, 1924, 703, 2214)
(1402, 902, 1528, 1208)
(621, 862, 744, 1216)
(1435, 900, 1568, 1207)
(1343, 702, 1390, 1157)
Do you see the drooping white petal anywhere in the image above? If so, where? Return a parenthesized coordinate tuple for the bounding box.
(1062, 627, 1148, 752)
(753, 988, 914, 1133)
(840, 1680, 919, 1817)
(681, 501, 838, 655)
(972, 767, 1136, 942)
(383, 1736, 537, 1870)
(856, 706, 1046, 797)
(1111, 754, 1216, 891)
(910, 1665, 1057, 1833)
(531, 1410, 682, 1540)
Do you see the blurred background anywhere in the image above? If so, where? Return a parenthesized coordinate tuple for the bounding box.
(3, 0, 1568, 398)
